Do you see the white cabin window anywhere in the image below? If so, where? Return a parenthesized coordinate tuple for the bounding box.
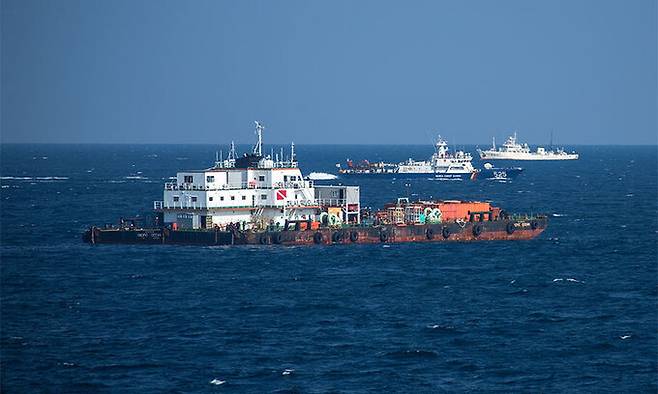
(206, 176, 215, 183)
(184, 175, 193, 183)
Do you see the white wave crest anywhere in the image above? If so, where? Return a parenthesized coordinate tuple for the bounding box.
(553, 278, 585, 284)
(1, 176, 68, 181)
(308, 172, 337, 180)
(209, 379, 225, 385)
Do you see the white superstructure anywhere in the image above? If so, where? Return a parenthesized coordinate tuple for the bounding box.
(477, 133, 578, 160)
(154, 122, 360, 230)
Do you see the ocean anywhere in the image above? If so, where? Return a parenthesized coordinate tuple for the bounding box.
(1, 144, 656, 392)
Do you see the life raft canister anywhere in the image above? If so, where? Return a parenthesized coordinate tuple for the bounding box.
(506, 221, 516, 235)
(472, 224, 483, 237)
(313, 232, 324, 244)
(349, 231, 359, 243)
(426, 228, 434, 240)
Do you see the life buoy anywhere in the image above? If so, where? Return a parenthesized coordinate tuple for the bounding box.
(332, 232, 343, 243)
(506, 221, 516, 235)
(380, 231, 389, 242)
(349, 231, 359, 242)
(472, 224, 483, 237)
(426, 228, 434, 240)
(272, 232, 283, 244)
(530, 220, 539, 230)
(259, 233, 269, 244)
(313, 232, 323, 244)
(442, 226, 451, 239)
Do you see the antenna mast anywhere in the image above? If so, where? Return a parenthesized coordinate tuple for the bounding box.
(253, 121, 264, 156)
(228, 141, 236, 161)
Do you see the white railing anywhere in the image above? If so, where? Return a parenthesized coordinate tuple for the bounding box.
(164, 180, 311, 191)
(315, 199, 346, 207)
(154, 200, 205, 210)
(154, 198, 347, 210)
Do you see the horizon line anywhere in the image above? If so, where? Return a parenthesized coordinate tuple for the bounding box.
(1, 142, 657, 147)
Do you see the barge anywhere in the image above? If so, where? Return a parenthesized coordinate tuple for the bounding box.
(83, 122, 547, 246)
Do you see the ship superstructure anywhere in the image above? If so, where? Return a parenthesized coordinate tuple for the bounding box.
(154, 122, 360, 230)
(478, 133, 579, 160)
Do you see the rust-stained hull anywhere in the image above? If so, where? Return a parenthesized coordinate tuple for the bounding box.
(83, 217, 547, 246)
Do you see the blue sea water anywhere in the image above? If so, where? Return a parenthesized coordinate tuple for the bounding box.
(1, 144, 657, 393)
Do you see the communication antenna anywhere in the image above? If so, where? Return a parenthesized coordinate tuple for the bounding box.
(253, 121, 264, 156)
(291, 142, 295, 162)
(228, 141, 236, 161)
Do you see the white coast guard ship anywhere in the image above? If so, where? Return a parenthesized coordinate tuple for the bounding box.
(478, 132, 579, 161)
(396, 136, 478, 179)
(154, 122, 360, 230)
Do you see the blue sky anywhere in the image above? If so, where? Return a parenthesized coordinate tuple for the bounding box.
(1, 0, 656, 144)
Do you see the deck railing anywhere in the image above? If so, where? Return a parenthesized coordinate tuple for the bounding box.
(153, 198, 347, 211)
(164, 180, 312, 191)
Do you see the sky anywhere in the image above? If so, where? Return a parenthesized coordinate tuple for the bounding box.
(1, 0, 656, 145)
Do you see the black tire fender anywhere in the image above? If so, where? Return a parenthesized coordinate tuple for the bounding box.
(259, 233, 269, 245)
(313, 232, 324, 244)
(426, 228, 434, 240)
(349, 231, 359, 243)
(379, 231, 389, 243)
(530, 220, 540, 230)
(272, 232, 283, 244)
(472, 224, 483, 237)
(442, 226, 451, 239)
(506, 221, 516, 235)
(332, 232, 342, 243)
